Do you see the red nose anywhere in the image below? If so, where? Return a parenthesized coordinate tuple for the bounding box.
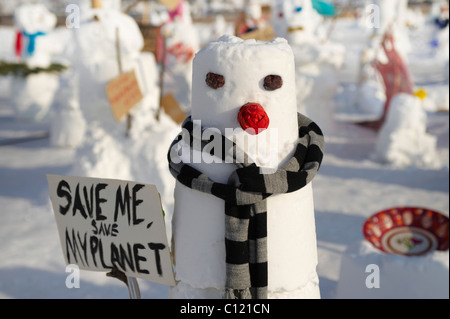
(237, 103, 270, 135)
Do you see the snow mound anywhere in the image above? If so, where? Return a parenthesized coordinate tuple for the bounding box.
(371, 93, 440, 168)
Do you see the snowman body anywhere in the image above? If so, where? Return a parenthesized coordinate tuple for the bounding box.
(169, 36, 320, 298)
(11, 3, 62, 122)
(70, 7, 162, 180)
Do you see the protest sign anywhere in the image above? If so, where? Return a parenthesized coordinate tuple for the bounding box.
(106, 70, 143, 122)
(47, 175, 176, 286)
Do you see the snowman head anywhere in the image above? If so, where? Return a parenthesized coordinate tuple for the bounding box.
(191, 35, 299, 166)
(282, 0, 322, 43)
(14, 3, 57, 34)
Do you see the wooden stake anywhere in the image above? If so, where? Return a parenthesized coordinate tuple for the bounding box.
(142, 1, 151, 25)
(115, 27, 123, 74)
(155, 33, 167, 122)
(115, 27, 133, 136)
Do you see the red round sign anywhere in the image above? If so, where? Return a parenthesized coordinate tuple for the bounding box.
(363, 207, 449, 256)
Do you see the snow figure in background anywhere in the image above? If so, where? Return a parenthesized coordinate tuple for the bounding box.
(352, 48, 386, 122)
(428, 2, 449, 77)
(272, 0, 324, 43)
(369, 30, 414, 130)
(49, 9, 86, 149)
(168, 35, 324, 299)
(70, 1, 165, 179)
(277, 0, 345, 134)
(371, 93, 439, 168)
(67, 0, 122, 17)
(49, 64, 86, 149)
(69, 1, 179, 229)
(430, 1, 449, 30)
(234, 1, 266, 37)
(161, 0, 200, 112)
(367, 0, 411, 60)
(11, 3, 63, 122)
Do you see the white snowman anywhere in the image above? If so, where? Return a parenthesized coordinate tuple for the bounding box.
(70, 0, 165, 180)
(371, 93, 439, 168)
(168, 35, 324, 299)
(272, 0, 324, 44)
(11, 3, 63, 122)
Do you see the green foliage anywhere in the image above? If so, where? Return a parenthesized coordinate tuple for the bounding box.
(0, 61, 68, 77)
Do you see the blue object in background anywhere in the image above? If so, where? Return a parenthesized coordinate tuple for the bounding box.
(434, 17, 449, 29)
(429, 39, 440, 48)
(22, 31, 47, 56)
(311, 0, 337, 17)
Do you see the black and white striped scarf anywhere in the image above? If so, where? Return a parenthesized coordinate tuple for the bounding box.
(168, 113, 324, 299)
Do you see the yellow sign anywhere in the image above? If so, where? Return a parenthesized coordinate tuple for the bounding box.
(157, 0, 182, 11)
(161, 93, 186, 124)
(413, 88, 427, 101)
(239, 26, 276, 42)
(91, 0, 102, 9)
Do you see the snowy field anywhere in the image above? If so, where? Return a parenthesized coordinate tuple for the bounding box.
(0, 7, 449, 299)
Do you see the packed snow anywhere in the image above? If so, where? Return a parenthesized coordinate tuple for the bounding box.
(0, 0, 448, 299)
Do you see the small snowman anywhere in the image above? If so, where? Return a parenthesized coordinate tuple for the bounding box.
(168, 35, 324, 299)
(371, 93, 439, 168)
(11, 3, 64, 122)
(272, 0, 324, 44)
(49, 60, 86, 149)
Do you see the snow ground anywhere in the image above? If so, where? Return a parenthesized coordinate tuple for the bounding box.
(0, 100, 447, 299)
(0, 14, 449, 299)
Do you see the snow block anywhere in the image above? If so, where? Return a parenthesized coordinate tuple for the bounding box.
(336, 240, 449, 299)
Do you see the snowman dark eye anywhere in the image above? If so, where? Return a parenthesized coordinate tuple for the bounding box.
(263, 75, 283, 91)
(206, 72, 225, 89)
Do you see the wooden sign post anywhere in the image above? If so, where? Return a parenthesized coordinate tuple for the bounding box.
(47, 175, 176, 297)
(155, 32, 167, 122)
(106, 70, 143, 122)
(105, 27, 143, 137)
(91, 0, 102, 9)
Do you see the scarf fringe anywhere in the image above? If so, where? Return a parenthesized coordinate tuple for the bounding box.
(224, 288, 252, 299)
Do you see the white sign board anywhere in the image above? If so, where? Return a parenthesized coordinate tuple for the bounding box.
(47, 175, 176, 286)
